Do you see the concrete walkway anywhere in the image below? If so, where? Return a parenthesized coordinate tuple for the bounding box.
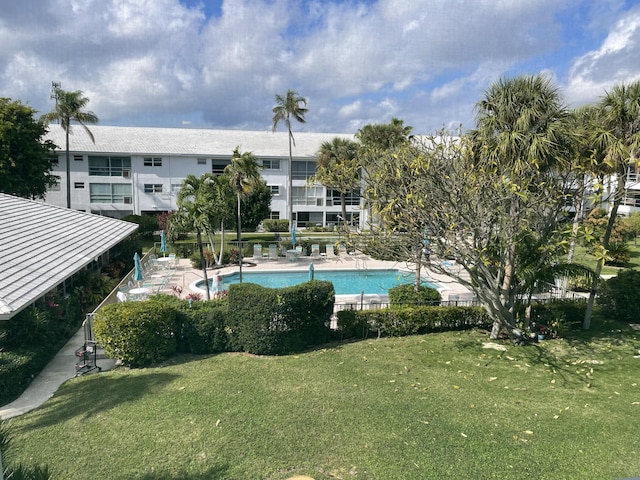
(0, 327, 117, 420)
(0, 253, 472, 420)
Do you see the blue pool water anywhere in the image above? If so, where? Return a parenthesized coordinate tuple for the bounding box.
(198, 269, 436, 295)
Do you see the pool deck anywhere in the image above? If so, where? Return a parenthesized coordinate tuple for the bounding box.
(172, 252, 474, 305)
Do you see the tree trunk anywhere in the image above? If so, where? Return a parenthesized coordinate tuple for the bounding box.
(583, 170, 625, 329)
(217, 221, 225, 266)
(237, 192, 243, 283)
(197, 229, 211, 300)
(206, 230, 219, 265)
(65, 128, 71, 209)
(341, 193, 349, 237)
(288, 127, 294, 233)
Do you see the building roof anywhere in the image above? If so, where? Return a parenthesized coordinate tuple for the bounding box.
(0, 193, 138, 321)
(44, 125, 354, 158)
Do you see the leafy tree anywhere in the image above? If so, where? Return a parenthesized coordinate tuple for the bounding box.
(0, 98, 57, 198)
(272, 89, 308, 232)
(583, 81, 640, 329)
(224, 147, 262, 282)
(40, 88, 98, 209)
(239, 180, 272, 232)
(624, 211, 640, 247)
(363, 76, 577, 339)
(356, 117, 413, 152)
(312, 137, 360, 236)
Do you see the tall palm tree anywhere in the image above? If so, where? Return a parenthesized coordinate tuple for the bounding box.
(583, 81, 640, 329)
(174, 174, 218, 300)
(272, 89, 308, 234)
(41, 88, 98, 209)
(313, 137, 360, 235)
(471, 74, 572, 338)
(224, 147, 261, 282)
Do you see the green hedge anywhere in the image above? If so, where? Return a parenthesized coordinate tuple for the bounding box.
(175, 300, 229, 354)
(388, 284, 442, 306)
(94, 300, 177, 368)
(227, 281, 334, 355)
(337, 306, 490, 339)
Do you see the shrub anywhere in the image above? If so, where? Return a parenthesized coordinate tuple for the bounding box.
(337, 306, 490, 339)
(388, 284, 442, 307)
(175, 300, 229, 354)
(94, 300, 177, 367)
(597, 270, 640, 323)
(227, 281, 334, 355)
(531, 300, 587, 331)
(262, 219, 289, 233)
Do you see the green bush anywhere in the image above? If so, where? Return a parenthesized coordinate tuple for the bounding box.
(262, 219, 289, 233)
(0, 347, 49, 406)
(388, 284, 442, 306)
(597, 270, 640, 323)
(337, 306, 490, 339)
(227, 281, 334, 355)
(94, 300, 177, 367)
(176, 300, 229, 354)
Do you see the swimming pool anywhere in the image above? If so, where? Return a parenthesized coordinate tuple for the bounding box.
(196, 269, 437, 295)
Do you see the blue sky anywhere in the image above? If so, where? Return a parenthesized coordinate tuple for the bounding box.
(1, 0, 639, 134)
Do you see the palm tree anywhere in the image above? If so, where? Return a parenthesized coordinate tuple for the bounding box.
(224, 147, 262, 282)
(272, 89, 308, 234)
(174, 174, 218, 300)
(583, 81, 640, 329)
(41, 88, 98, 209)
(472, 74, 572, 338)
(313, 137, 360, 235)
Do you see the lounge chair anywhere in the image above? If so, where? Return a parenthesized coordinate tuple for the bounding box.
(325, 246, 341, 262)
(268, 244, 279, 260)
(311, 244, 320, 259)
(253, 244, 263, 261)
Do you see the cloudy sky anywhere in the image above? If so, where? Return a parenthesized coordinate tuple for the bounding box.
(2, 0, 640, 134)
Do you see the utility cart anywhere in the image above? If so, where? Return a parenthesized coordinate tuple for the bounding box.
(74, 314, 102, 376)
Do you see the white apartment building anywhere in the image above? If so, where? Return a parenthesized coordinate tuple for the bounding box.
(43, 125, 366, 229)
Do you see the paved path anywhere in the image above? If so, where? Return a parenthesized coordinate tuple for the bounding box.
(0, 254, 472, 420)
(0, 327, 117, 420)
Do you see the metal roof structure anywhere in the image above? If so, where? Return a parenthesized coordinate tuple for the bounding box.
(44, 125, 354, 158)
(0, 193, 138, 320)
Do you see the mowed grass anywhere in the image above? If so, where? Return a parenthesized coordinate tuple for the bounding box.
(8, 323, 640, 480)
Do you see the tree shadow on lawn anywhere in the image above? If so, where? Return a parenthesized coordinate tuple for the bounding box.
(19, 371, 179, 430)
(134, 464, 230, 480)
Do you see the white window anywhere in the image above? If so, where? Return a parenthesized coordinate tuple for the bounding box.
(197, 158, 207, 165)
(143, 157, 162, 167)
(269, 185, 281, 196)
(144, 184, 163, 194)
(262, 159, 281, 170)
(74, 155, 83, 162)
(292, 186, 323, 206)
(74, 182, 84, 189)
(90, 183, 133, 203)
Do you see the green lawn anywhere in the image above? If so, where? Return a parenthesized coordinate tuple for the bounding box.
(8, 321, 640, 479)
(569, 241, 640, 276)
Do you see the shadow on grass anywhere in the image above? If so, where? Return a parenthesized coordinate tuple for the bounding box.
(134, 464, 230, 479)
(21, 371, 180, 430)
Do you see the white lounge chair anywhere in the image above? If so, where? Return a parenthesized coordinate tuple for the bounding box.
(253, 244, 263, 261)
(268, 244, 279, 260)
(311, 244, 320, 259)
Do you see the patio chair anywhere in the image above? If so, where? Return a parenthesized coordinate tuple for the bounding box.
(325, 246, 341, 262)
(311, 244, 320, 259)
(268, 244, 279, 260)
(253, 244, 263, 261)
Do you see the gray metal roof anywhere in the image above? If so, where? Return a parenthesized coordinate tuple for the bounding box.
(0, 193, 138, 320)
(44, 125, 354, 158)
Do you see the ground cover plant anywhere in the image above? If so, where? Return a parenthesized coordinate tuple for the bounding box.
(6, 319, 640, 479)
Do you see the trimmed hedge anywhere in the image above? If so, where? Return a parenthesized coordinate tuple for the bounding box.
(388, 284, 442, 307)
(227, 281, 334, 355)
(94, 300, 177, 368)
(337, 306, 490, 339)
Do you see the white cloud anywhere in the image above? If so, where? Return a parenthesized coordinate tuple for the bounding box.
(1, 0, 637, 133)
(565, 5, 640, 106)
